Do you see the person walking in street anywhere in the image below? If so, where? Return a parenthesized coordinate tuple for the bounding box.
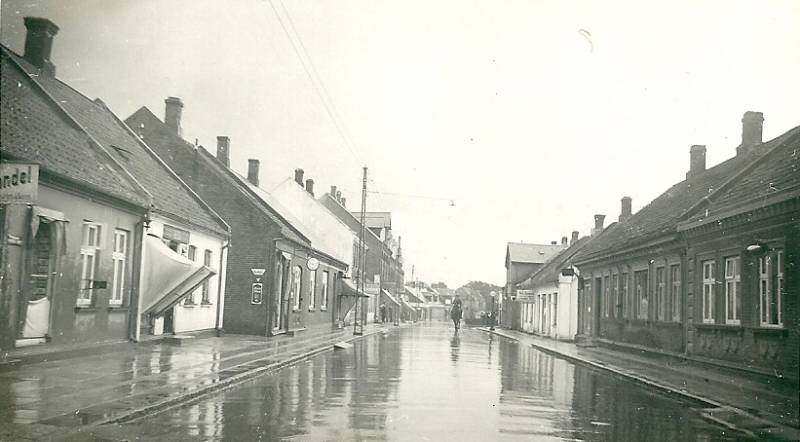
(450, 296, 463, 330)
(380, 303, 387, 323)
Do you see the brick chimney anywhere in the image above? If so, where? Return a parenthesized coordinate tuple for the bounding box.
(164, 97, 183, 136)
(336, 190, 342, 201)
(216, 136, 230, 167)
(330, 185, 337, 199)
(341, 197, 346, 207)
(247, 159, 259, 186)
(305, 179, 314, 196)
(571, 231, 579, 245)
(550, 241, 557, 245)
(561, 236, 568, 246)
(294, 168, 304, 186)
(686, 145, 706, 179)
(591, 214, 606, 236)
(23, 17, 59, 77)
(737, 111, 764, 156)
(619, 196, 632, 222)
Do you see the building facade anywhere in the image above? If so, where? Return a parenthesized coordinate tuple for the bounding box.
(573, 112, 799, 378)
(503, 242, 566, 329)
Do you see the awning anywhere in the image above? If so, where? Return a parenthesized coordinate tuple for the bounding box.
(140, 234, 216, 316)
(403, 286, 426, 304)
(381, 289, 401, 307)
(30, 206, 68, 255)
(339, 278, 369, 298)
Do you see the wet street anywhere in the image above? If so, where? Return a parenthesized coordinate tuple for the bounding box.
(94, 324, 739, 441)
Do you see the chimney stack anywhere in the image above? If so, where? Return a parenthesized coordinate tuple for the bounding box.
(551, 241, 557, 245)
(561, 236, 568, 246)
(571, 231, 579, 245)
(294, 168, 304, 186)
(216, 136, 230, 167)
(247, 159, 260, 186)
(341, 197, 346, 207)
(336, 190, 342, 201)
(164, 97, 184, 136)
(686, 145, 706, 179)
(738, 111, 764, 156)
(619, 196, 632, 222)
(591, 214, 606, 236)
(330, 185, 337, 199)
(23, 17, 59, 77)
(305, 179, 314, 196)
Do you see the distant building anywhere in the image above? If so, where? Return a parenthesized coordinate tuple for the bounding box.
(573, 112, 799, 380)
(503, 242, 566, 329)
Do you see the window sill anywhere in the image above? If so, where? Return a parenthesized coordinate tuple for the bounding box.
(74, 306, 97, 313)
(183, 303, 196, 308)
(695, 323, 742, 332)
(308, 308, 316, 312)
(749, 326, 787, 336)
(107, 306, 128, 312)
(320, 307, 327, 312)
(200, 303, 213, 308)
(292, 308, 300, 312)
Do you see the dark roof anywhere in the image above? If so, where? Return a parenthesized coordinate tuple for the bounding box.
(2, 49, 228, 236)
(520, 236, 592, 288)
(576, 125, 800, 262)
(125, 106, 309, 245)
(680, 126, 800, 228)
(1, 47, 147, 206)
(506, 242, 565, 264)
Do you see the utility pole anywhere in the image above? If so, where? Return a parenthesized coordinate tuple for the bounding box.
(354, 166, 367, 336)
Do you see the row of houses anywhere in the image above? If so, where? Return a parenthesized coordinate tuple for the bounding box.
(504, 111, 799, 380)
(0, 17, 409, 352)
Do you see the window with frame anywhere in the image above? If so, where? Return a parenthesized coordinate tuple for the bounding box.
(308, 269, 317, 310)
(621, 273, 629, 319)
(724, 256, 741, 324)
(670, 265, 680, 322)
(78, 223, 102, 307)
(656, 267, 666, 321)
(760, 251, 783, 327)
(292, 265, 302, 310)
(202, 249, 213, 304)
(702, 260, 715, 323)
(321, 270, 329, 310)
(110, 229, 128, 306)
(603, 275, 610, 318)
(634, 270, 648, 320)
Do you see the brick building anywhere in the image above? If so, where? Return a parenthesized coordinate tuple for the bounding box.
(573, 112, 799, 380)
(126, 104, 348, 337)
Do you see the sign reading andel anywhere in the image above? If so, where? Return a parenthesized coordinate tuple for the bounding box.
(0, 161, 39, 204)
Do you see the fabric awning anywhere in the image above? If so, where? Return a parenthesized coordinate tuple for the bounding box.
(401, 299, 416, 313)
(339, 278, 369, 298)
(140, 234, 216, 316)
(381, 289, 401, 307)
(403, 286, 426, 304)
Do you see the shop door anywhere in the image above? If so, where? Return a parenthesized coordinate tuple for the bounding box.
(163, 307, 175, 334)
(19, 223, 53, 341)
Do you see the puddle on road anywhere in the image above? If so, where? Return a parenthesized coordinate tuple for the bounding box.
(89, 324, 743, 441)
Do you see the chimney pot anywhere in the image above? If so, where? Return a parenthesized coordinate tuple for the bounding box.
(330, 185, 337, 198)
(23, 17, 59, 76)
(336, 190, 342, 201)
(340, 197, 346, 207)
(561, 236, 568, 246)
(619, 196, 633, 222)
(551, 241, 557, 245)
(738, 111, 764, 156)
(294, 168, 304, 185)
(247, 159, 260, 186)
(686, 145, 707, 179)
(164, 97, 184, 136)
(216, 136, 230, 167)
(305, 178, 314, 196)
(571, 231, 579, 245)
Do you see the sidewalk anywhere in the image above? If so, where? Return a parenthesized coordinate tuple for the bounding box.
(479, 327, 799, 440)
(0, 322, 404, 441)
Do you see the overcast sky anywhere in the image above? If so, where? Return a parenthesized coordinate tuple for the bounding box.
(2, 1, 798, 287)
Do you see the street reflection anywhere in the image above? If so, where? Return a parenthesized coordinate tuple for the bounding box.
(97, 324, 737, 441)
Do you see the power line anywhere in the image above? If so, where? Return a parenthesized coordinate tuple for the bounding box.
(267, 0, 363, 164)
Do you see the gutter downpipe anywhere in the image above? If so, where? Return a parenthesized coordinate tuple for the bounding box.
(215, 238, 230, 337)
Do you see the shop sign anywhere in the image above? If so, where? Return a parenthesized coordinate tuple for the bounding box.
(251, 268, 266, 276)
(251, 282, 263, 304)
(516, 289, 535, 302)
(1, 162, 39, 203)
